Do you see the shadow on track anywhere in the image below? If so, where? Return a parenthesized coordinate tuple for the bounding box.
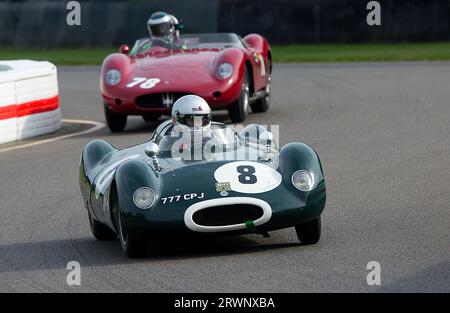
(0, 235, 300, 272)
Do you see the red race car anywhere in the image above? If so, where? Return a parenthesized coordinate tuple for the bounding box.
(100, 33, 272, 131)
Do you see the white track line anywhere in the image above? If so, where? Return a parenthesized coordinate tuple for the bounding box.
(0, 119, 105, 153)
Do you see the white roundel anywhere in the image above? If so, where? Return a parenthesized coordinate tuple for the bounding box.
(214, 161, 282, 194)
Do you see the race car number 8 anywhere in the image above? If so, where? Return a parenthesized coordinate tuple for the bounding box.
(214, 161, 282, 194)
(126, 77, 160, 89)
(237, 165, 257, 184)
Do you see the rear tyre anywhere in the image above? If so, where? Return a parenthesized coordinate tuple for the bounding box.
(88, 210, 116, 241)
(250, 74, 271, 113)
(228, 68, 250, 123)
(142, 113, 161, 122)
(295, 217, 321, 245)
(104, 103, 127, 132)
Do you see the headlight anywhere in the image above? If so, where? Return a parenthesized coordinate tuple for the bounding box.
(106, 69, 121, 86)
(217, 63, 233, 80)
(133, 187, 155, 209)
(291, 170, 314, 192)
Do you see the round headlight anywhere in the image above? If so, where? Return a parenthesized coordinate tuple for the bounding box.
(217, 63, 233, 80)
(291, 170, 314, 192)
(133, 187, 155, 209)
(106, 69, 121, 86)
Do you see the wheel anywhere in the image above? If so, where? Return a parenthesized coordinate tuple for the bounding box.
(142, 113, 161, 122)
(110, 186, 147, 258)
(250, 74, 271, 113)
(88, 210, 116, 241)
(104, 103, 127, 132)
(228, 68, 250, 123)
(295, 217, 321, 245)
(118, 213, 147, 258)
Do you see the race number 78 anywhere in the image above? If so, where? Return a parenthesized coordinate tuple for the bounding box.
(126, 77, 160, 89)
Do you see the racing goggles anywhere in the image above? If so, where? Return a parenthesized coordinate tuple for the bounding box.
(177, 113, 211, 127)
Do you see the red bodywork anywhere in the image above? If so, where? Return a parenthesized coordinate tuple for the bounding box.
(100, 34, 271, 116)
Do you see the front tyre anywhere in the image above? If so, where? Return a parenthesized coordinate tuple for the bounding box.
(111, 187, 147, 258)
(88, 210, 116, 241)
(104, 103, 127, 132)
(228, 68, 250, 123)
(295, 217, 321, 245)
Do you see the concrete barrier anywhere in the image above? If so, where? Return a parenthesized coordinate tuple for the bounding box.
(0, 60, 61, 144)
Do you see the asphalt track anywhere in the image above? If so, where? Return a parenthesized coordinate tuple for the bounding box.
(0, 63, 449, 292)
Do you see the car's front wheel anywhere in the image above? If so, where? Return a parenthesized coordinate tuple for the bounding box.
(110, 186, 147, 258)
(228, 68, 250, 123)
(88, 210, 116, 241)
(295, 217, 321, 245)
(104, 103, 127, 132)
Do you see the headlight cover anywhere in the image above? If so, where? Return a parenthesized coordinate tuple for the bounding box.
(106, 69, 121, 86)
(133, 187, 156, 209)
(217, 63, 233, 80)
(291, 170, 314, 192)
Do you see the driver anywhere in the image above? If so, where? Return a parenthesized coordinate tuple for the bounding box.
(159, 95, 213, 159)
(147, 11, 181, 48)
(171, 95, 212, 133)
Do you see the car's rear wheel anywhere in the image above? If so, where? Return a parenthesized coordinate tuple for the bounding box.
(88, 210, 116, 241)
(228, 68, 250, 123)
(250, 74, 271, 113)
(110, 186, 147, 258)
(104, 103, 127, 132)
(295, 217, 321, 245)
(142, 113, 161, 122)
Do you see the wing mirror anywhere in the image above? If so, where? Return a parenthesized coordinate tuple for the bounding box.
(119, 44, 130, 55)
(145, 143, 161, 171)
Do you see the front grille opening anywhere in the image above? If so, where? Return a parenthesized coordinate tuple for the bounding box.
(135, 93, 188, 108)
(192, 204, 263, 227)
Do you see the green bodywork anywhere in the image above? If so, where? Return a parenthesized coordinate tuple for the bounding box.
(79, 131, 326, 237)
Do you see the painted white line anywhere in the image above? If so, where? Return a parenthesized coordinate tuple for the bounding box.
(0, 119, 105, 153)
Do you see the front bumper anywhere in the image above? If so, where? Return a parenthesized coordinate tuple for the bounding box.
(102, 77, 243, 115)
(120, 181, 326, 237)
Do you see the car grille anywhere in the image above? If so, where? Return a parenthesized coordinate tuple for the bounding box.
(135, 93, 188, 109)
(192, 204, 264, 227)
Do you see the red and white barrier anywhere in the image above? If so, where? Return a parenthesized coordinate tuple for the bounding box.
(0, 60, 61, 144)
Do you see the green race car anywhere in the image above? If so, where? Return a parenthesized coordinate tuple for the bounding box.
(79, 121, 326, 258)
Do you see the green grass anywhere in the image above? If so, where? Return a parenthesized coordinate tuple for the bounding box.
(1, 42, 450, 65)
(272, 42, 450, 63)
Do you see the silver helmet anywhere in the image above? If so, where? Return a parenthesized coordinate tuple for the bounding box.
(171, 95, 212, 132)
(147, 12, 175, 41)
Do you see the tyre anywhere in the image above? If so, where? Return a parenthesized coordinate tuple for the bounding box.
(142, 113, 161, 122)
(250, 74, 271, 113)
(110, 186, 147, 258)
(104, 103, 127, 132)
(228, 68, 250, 123)
(295, 217, 321, 245)
(88, 210, 117, 241)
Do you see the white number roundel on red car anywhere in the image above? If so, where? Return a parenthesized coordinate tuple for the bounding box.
(214, 161, 282, 194)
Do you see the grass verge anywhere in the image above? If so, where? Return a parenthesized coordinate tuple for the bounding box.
(1, 42, 450, 65)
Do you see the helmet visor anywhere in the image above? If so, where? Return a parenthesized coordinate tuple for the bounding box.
(177, 113, 211, 127)
(149, 22, 172, 37)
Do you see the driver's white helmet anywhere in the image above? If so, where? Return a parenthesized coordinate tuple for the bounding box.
(171, 95, 212, 133)
(147, 12, 176, 42)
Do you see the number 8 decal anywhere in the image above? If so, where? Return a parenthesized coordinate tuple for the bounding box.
(237, 165, 257, 184)
(214, 161, 282, 194)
